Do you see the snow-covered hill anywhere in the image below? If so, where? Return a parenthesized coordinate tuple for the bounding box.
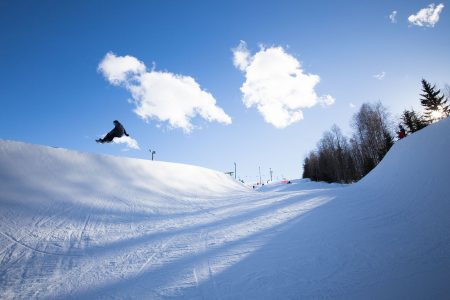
(1, 118, 450, 299)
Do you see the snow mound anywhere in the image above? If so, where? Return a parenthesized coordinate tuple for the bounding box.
(0, 140, 247, 211)
(360, 117, 450, 192)
(0, 118, 449, 299)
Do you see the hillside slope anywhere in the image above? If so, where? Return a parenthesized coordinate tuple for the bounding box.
(0, 118, 449, 299)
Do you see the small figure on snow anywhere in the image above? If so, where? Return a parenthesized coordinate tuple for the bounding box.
(96, 120, 129, 143)
(397, 125, 406, 140)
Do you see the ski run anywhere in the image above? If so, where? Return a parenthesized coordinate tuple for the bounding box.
(1, 118, 450, 299)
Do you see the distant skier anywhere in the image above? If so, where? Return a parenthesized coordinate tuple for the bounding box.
(397, 125, 406, 140)
(96, 120, 129, 143)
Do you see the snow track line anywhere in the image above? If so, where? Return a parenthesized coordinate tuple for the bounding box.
(0, 231, 82, 257)
(79, 215, 91, 245)
(34, 206, 76, 228)
(193, 229, 220, 300)
(0, 241, 15, 258)
(205, 230, 220, 300)
(0, 243, 21, 272)
(138, 236, 176, 274)
(193, 268, 199, 287)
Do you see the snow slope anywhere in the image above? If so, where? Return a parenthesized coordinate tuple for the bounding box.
(1, 118, 450, 299)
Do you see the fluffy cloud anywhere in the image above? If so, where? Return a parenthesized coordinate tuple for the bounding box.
(232, 41, 334, 128)
(98, 52, 231, 133)
(113, 135, 140, 150)
(408, 3, 444, 27)
(373, 71, 386, 80)
(233, 41, 251, 71)
(98, 53, 146, 85)
(319, 95, 336, 107)
(389, 10, 397, 23)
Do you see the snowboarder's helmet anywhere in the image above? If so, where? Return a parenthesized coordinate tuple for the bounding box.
(113, 120, 119, 124)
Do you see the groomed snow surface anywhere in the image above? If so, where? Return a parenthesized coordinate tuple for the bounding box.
(1, 118, 450, 299)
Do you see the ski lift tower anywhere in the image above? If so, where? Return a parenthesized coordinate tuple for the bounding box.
(149, 149, 156, 161)
(258, 166, 262, 185)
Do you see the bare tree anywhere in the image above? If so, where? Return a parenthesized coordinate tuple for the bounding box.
(302, 102, 394, 183)
(351, 102, 394, 171)
(302, 125, 357, 183)
(302, 151, 319, 181)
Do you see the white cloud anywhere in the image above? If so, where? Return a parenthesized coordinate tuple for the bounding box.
(408, 3, 444, 27)
(232, 41, 334, 128)
(373, 71, 386, 80)
(349, 103, 356, 109)
(98, 53, 146, 85)
(98, 52, 231, 133)
(113, 135, 140, 150)
(319, 95, 335, 107)
(232, 40, 251, 71)
(389, 10, 397, 23)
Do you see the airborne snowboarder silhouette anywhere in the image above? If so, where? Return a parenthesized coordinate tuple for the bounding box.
(96, 120, 129, 143)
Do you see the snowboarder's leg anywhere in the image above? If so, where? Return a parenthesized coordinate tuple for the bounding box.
(102, 132, 115, 143)
(97, 132, 115, 143)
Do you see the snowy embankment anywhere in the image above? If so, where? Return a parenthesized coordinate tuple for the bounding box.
(1, 118, 450, 299)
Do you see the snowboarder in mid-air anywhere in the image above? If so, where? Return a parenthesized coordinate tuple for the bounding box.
(96, 120, 129, 143)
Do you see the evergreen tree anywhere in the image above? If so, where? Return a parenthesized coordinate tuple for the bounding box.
(401, 109, 427, 133)
(420, 79, 450, 123)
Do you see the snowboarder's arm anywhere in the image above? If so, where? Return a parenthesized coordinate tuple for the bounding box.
(124, 130, 129, 136)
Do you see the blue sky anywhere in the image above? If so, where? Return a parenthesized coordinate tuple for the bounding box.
(1, 0, 449, 182)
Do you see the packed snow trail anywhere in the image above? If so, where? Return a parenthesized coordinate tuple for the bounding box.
(1, 118, 450, 299)
(0, 141, 333, 299)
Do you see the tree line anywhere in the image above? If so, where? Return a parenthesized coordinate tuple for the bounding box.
(302, 79, 450, 183)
